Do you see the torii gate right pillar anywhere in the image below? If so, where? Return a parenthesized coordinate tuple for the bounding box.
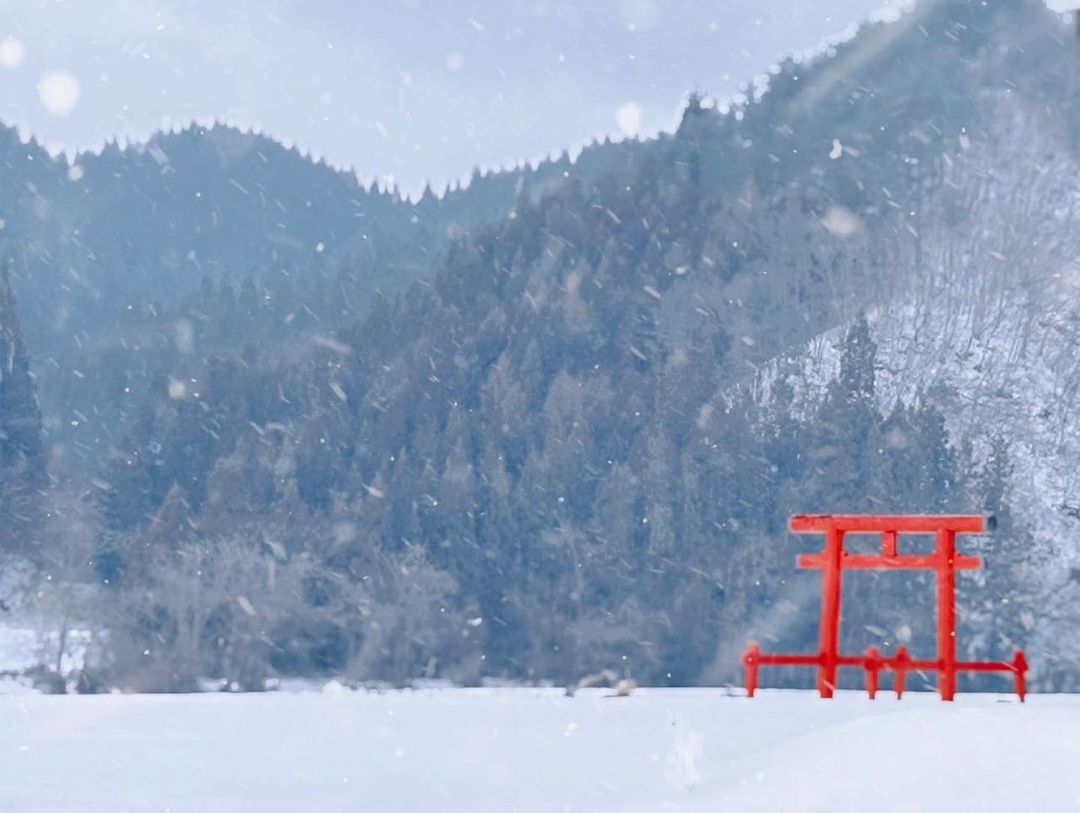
(937, 527, 958, 701)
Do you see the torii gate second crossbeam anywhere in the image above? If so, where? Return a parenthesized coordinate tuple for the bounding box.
(742, 514, 1028, 701)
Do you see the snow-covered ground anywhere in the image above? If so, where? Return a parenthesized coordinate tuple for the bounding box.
(0, 687, 1073, 813)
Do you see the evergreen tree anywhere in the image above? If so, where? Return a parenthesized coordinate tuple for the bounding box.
(0, 264, 45, 553)
(806, 315, 881, 510)
(975, 435, 1033, 662)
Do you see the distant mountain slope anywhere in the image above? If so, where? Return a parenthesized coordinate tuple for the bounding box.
(0, 122, 482, 343)
(0, 117, 651, 474)
(0, 120, 653, 348)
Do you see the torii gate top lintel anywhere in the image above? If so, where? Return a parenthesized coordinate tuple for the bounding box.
(792, 514, 985, 571)
(742, 513, 1027, 702)
(789, 514, 988, 533)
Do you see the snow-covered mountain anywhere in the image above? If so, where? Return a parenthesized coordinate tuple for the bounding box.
(756, 60, 1080, 683)
(4, 0, 1080, 691)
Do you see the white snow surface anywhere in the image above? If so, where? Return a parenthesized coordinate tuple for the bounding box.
(0, 687, 1074, 813)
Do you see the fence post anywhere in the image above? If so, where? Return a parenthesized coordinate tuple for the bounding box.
(865, 646, 881, 699)
(894, 646, 910, 699)
(1012, 651, 1028, 703)
(743, 642, 760, 698)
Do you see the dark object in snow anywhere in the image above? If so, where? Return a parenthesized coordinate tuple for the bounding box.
(743, 515, 1029, 702)
(75, 668, 106, 695)
(24, 665, 65, 695)
(565, 669, 618, 696)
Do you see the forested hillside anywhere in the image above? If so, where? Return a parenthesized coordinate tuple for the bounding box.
(1, 0, 1078, 692)
(0, 266, 44, 557)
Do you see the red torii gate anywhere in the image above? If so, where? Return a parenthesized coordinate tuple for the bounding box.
(742, 514, 1028, 701)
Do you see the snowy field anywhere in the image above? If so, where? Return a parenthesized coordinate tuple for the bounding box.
(0, 687, 1075, 813)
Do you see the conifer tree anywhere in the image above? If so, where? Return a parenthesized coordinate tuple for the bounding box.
(0, 264, 45, 553)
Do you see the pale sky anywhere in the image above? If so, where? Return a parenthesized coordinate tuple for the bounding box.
(0, 0, 1066, 192)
